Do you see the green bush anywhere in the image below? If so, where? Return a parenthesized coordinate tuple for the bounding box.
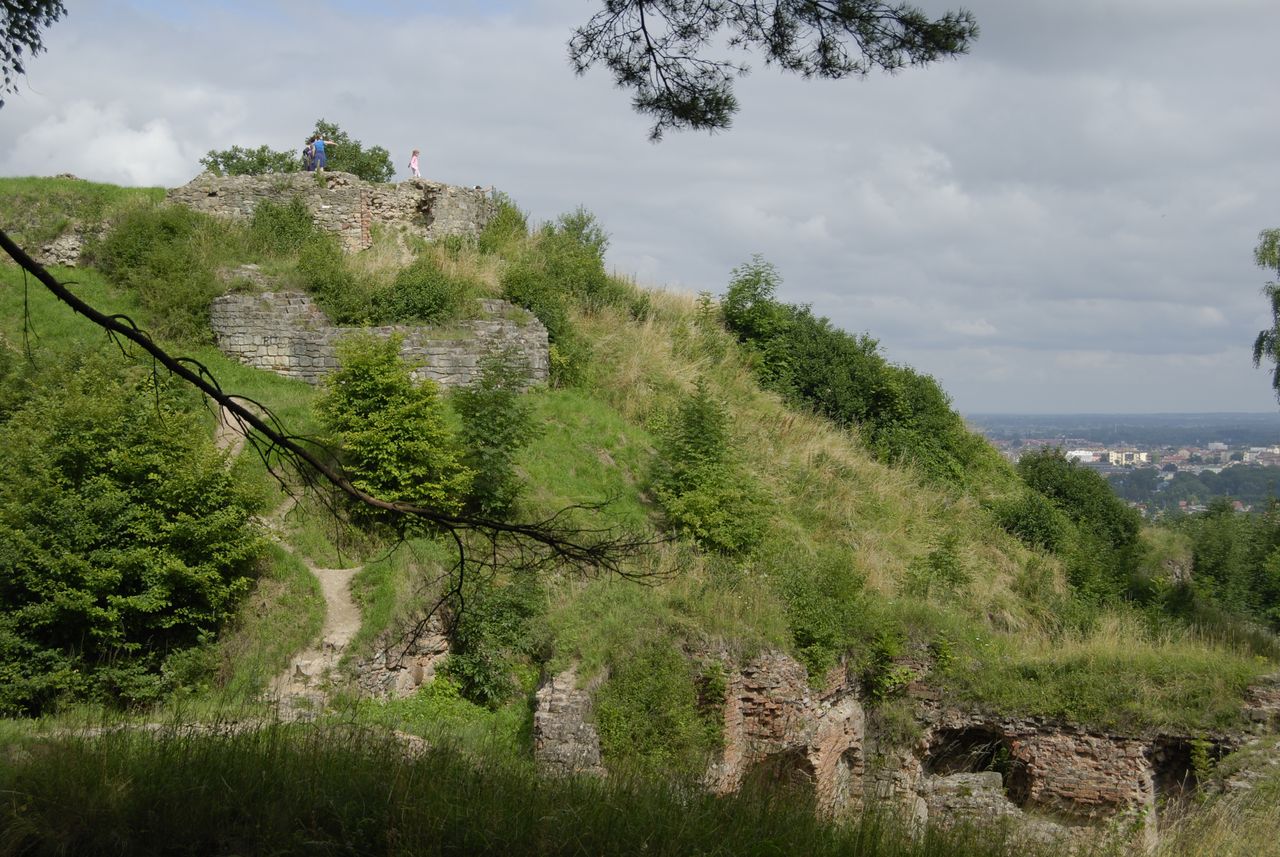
(452, 348, 539, 518)
(651, 379, 768, 554)
(500, 262, 587, 386)
(594, 640, 722, 777)
(248, 197, 318, 255)
(477, 195, 528, 254)
(315, 333, 471, 527)
(774, 547, 874, 677)
(90, 204, 233, 340)
(989, 489, 1069, 552)
(1016, 448, 1142, 601)
(440, 576, 547, 709)
(719, 255, 998, 487)
(903, 533, 970, 600)
(371, 255, 475, 324)
(200, 144, 300, 176)
(297, 234, 367, 322)
(309, 119, 394, 183)
(0, 351, 264, 715)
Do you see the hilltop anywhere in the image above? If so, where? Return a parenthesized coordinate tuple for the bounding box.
(1, 173, 1279, 854)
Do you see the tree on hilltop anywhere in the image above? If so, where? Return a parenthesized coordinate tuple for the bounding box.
(308, 119, 394, 183)
(200, 120, 395, 182)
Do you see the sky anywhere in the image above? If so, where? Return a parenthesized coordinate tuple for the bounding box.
(2, 0, 1278, 414)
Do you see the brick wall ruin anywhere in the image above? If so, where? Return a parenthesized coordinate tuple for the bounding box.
(526, 649, 1266, 848)
(166, 171, 498, 253)
(209, 292, 549, 388)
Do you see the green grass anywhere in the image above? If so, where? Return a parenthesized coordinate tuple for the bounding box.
(0, 723, 1063, 857)
(938, 608, 1274, 732)
(0, 176, 163, 249)
(215, 544, 325, 699)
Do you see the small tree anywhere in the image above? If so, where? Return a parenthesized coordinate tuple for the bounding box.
(200, 144, 300, 176)
(452, 348, 538, 519)
(315, 333, 471, 526)
(310, 119, 395, 183)
(0, 351, 263, 715)
(652, 378, 767, 554)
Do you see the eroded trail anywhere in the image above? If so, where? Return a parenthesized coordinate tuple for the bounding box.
(216, 405, 366, 714)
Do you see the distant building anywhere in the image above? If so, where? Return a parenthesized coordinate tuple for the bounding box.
(1208, 442, 1228, 452)
(1066, 449, 1099, 463)
(1103, 449, 1149, 466)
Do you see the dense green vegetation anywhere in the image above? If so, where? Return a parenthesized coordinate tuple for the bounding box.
(720, 256, 1005, 488)
(2, 176, 1279, 856)
(0, 350, 263, 715)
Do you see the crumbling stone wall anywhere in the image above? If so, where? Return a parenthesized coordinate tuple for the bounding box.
(208, 292, 548, 388)
(350, 619, 450, 699)
(533, 667, 607, 777)
(165, 171, 497, 253)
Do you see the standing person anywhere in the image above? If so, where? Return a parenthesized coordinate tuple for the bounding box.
(302, 138, 316, 171)
(311, 134, 335, 172)
(408, 148, 421, 179)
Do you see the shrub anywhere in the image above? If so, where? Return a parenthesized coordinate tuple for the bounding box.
(594, 640, 722, 777)
(774, 547, 874, 677)
(0, 351, 264, 715)
(200, 144, 299, 176)
(309, 119, 394, 183)
(651, 379, 768, 554)
(297, 234, 367, 322)
(989, 489, 1069, 552)
(315, 333, 471, 527)
(452, 348, 539, 518)
(439, 576, 547, 709)
(90, 204, 233, 340)
(477, 194, 528, 254)
(248, 197, 318, 255)
(719, 255, 996, 486)
(371, 255, 475, 324)
(903, 533, 970, 600)
(500, 262, 587, 386)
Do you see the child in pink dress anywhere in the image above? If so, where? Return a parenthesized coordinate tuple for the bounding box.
(409, 149, 421, 179)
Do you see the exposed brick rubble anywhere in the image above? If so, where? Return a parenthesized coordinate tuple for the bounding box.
(166, 171, 497, 253)
(532, 667, 607, 777)
(209, 292, 549, 389)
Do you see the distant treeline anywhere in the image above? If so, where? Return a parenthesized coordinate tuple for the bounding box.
(1109, 465, 1280, 514)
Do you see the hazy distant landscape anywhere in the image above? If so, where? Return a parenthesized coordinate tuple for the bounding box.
(966, 412, 1280, 448)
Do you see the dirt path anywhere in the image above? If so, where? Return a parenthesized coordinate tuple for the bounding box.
(213, 404, 367, 713)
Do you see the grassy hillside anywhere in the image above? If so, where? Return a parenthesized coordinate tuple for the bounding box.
(0, 175, 1275, 740)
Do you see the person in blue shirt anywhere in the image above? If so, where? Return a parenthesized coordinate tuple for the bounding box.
(310, 135, 335, 172)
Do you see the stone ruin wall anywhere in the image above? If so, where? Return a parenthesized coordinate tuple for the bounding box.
(209, 292, 549, 389)
(165, 171, 498, 253)
(528, 650, 1270, 848)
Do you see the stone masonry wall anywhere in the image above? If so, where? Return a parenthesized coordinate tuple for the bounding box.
(166, 171, 497, 253)
(209, 292, 548, 388)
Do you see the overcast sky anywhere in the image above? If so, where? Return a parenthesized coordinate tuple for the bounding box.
(3, 0, 1278, 413)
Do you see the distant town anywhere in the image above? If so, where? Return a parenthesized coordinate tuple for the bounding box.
(965, 413, 1280, 517)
